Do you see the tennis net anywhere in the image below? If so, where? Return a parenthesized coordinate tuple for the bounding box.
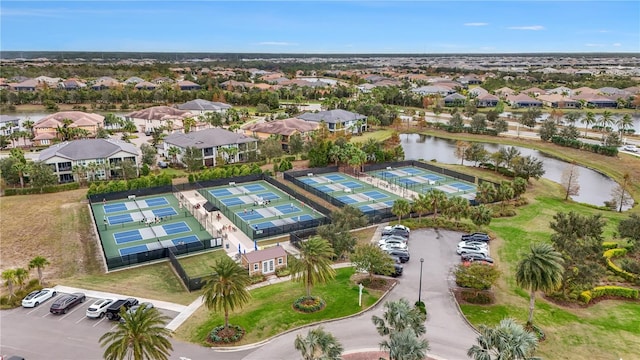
(266, 207, 278, 217)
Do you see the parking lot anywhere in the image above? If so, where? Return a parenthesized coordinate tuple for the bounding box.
(0, 291, 180, 360)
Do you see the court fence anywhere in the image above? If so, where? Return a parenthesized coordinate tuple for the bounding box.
(283, 166, 396, 225)
(167, 247, 213, 292)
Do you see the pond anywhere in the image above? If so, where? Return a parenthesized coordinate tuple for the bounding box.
(400, 133, 632, 210)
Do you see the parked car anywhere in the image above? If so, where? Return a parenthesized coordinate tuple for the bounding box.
(461, 253, 494, 263)
(120, 302, 154, 323)
(458, 240, 488, 249)
(105, 298, 139, 321)
(381, 235, 409, 243)
(379, 236, 408, 245)
(86, 298, 115, 319)
(461, 233, 490, 242)
(380, 242, 408, 252)
(385, 249, 410, 263)
(157, 161, 168, 168)
(22, 288, 57, 308)
(384, 224, 410, 233)
(457, 244, 489, 256)
(623, 144, 638, 153)
(49, 293, 86, 314)
(375, 263, 404, 277)
(379, 239, 408, 250)
(382, 228, 410, 238)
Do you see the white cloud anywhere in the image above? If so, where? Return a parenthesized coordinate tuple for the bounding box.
(507, 25, 545, 31)
(464, 22, 488, 27)
(585, 43, 605, 47)
(257, 42, 298, 46)
(612, 43, 622, 47)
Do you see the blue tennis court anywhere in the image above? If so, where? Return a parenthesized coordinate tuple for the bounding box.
(299, 177, 318, 185)
(119, 244, 149, 256)
(276, 204, 301, 214)
(257, 192, 280, 200)
(108, 213, 135, 225)
(244, 184, 266, 192)
(114, 229, 143, 244)
(421, 174, 444, 182)
(362, 191, 388, 200)
(401, 167, 424, 175)
(210, 188, 233, 197)
(398, 178, 419, 186)
(221, 197, 246, 206)
(162, 222, 191, 235)
(296, 214, 314, 221)
(359, 205, 374, 213)
(145, 197, 169, 207)
(151, 207, 178, 217)
(450, 182, 475, 191)
(336, 195, 359, 204)
(377, 171, 398, 178)
(325, 174, 347, 181)
(316, 185, 334, 193)
(104, 203, 127, 214)
(238, 211, 264, 221)
(171, 235, 200, 246)
(341, 181, 364, 189)
(251, 221, 276, 230)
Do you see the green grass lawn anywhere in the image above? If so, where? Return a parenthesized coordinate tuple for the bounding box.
(350, 129, 394, 144)
(174, 267, 383, 345)
(176, 250, 228, 277)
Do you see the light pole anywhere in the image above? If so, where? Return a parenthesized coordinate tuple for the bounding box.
(418, 258, 424, 303)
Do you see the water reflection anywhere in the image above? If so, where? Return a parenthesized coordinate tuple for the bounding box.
(401, 133, 631, 209)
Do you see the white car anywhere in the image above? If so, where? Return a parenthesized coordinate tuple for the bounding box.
(384, 224, 410, 233)
(380, 243, 409, 251)
(21, 288, 57, 308)
(458, 241, 488, 249)
(86, 298, 115, 318)
(457, 245, 489, 256)
(379, 239, 408, 248)
(622, 145, 638, 153)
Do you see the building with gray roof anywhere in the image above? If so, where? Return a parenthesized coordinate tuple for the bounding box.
(162, 128, 257, 167)
(297, 109, 367, 134)
(38, 139, 139, 183)
(0, 115, 20, 136)
(176, 99, 232, 115)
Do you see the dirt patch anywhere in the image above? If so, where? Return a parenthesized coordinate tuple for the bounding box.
(351, 273, 397, 292)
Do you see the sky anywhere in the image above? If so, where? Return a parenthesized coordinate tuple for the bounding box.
(1, 1, 639, 54)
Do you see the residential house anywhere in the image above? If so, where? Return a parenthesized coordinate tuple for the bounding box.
(162, 128, 258, 167)
(34, 76, 62, 88)
(506, 94, 542, 108)
(571, 94, 618, 108)
(11, 79, 38, 91)
(469, 87, 489, 98)
(243, 118, 318, 151)
(443, 93, 467, 107)
(124, 77, 145, 84)
(33, 111, 105, 146)
(537, 94, 581, 109)
(297, 109, 367, 134)
(177, 80, 201, 91)
(125, 106, 195, 133)
(91, 77, 121, 90)
(411, 85, 455, 96)
(457, 75, 482, 85)
(59, 79, 87, 90)
(546, 86, 573, 96)
(521, 87, 547, 97)
(241, 246, 288, 276)
(572, 86, 598, 95)
(0, 115, 20, 135)
(38, 139, 139, 183)
(134, 81, 157, 90)
(494, 87, 515, 97)
(476, 94, 499, 108)
(177, 99, 232, 115)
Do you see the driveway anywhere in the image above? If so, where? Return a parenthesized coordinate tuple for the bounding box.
(239, 228, 478, 360)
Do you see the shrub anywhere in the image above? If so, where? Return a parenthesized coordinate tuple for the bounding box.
(602, 242, 619, 250)
(580, 286, 639, 304)
(414, 300, 427, 315)
(603, 248, 627, 259)
(208, 324, 245, 343)
(249, 274, 265, 284)
(461, 290, 494, 304)
(620, 259, 640, 275)
(293, 296, 326, 313)
(454, 263, 500, 290)
(275, 267, 291, 277)
(4, 182, 80, 196)
(603, 248, 639, 283)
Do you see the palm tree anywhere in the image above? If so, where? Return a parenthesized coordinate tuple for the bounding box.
(182, 117, 197, 133)
(1, 269, 17, 298)
(616, 114, 633, 136)
(391, 199, 411, 223)
(13, 267, 29, 290)
(583, 111, 596, 137)
(202, 256, 251, 330)
(380, 328, 430, 360)
(600, 110, 614, 136)
(425, 190, 448, 218)
(467, 318, 539, 360)
(291, 236, 336, 297)
(168, 146, 181, 165)
(12, 161, 29, 188)
(294, 327, 343, 360)
(444, 196, 469, 224)
(476, 182, 497, 204)
(28, 256, 50, 285)
(496, 181, 515, 212)
(72, 164, 87, 185)
(99, 305, 173, 360)
(372, 298, 426, 337)
(516, 243, 564, 326)
(412, 193, 429, 221)
(469, 204, 493, 227)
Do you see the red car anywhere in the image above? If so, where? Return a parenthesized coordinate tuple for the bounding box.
(49, 292, 86, 314)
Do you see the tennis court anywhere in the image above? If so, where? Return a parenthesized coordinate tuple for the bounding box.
(92, 193, 211, 260)
(300, 172, 404, 214)
(200, 180, 326, 238)
(367, 166, 477, 201)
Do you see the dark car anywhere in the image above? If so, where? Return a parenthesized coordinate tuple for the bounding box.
(461, 253, 494, 263)
(385, 249, 410, 263)
(382, 229, 410, 238)
(461, 233, 490, 242)
(50, 292, 86, 314)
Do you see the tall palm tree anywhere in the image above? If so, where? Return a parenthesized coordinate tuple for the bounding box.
(599, 110, 614, 135)
(476, 182, 497, 204)
(372, 298, 426, 337)
(182, 117, 197, 133)
(496, 181, 515, 212)
(168, 146, 181, 165)
(469, 204, 493, 227)
(468, 318, 540, 360)
(425, 189, 448, 218)
(202, 256, 251, 330)
(13, 268, 29, 290)
(294, 327, 343, 360)
(444, 196, 469, 224)
(1, 269, 17, 298)
(412, 193, 429, 221)
(99, 305, 173, 360)
(391, 199, 411, 223)
(583, 111, 596, 137)
(380, 328, 430, 360)
(516, 243, 564, 326)
(616, 114, 633, 136)
(291, 236, 336, 297)
(28, 256, 50, 285)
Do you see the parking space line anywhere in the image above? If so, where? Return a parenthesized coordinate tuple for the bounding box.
(75, 315, 87, 324)
(27, 307, 41, 315)
(110, 324, 119, 331)
(92, 317, 107, 327)
(59, 305, 84, 321)
(42, 312, 51, 318)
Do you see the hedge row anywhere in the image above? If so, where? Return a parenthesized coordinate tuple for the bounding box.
(189, 163, 263, 183)
(579, 286, 639, 304)
(603, 248, 640, 284)
(87, 174, 173, 196)
(602, 241, 619, 250)
(4, 182, 80, 196)
(551, 136, 618, 156)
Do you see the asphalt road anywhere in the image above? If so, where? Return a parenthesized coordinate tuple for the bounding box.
(0, 228, 477, 360)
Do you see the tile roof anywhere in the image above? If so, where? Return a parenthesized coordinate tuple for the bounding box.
(297, 109, 366, 124)
(177, 99, 232, 111)
(35, 111, 104, 127)
(126, 106, 194, 121)
(243, 246, 287, 264)
(245, 118, 319, 136)
(164, 128, 257, 149)
(39, 139, 139, 161)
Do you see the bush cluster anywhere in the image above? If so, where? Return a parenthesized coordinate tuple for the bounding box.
(208, 324, 244, 343)
(87, 174, 172, 196)
(551, 136, 618, 156)
(620, 259, 640, 275)
(579, 286, 639, 304)
(293, 296, 326, 313)
(275, 267, 291, 277)
(4, 182, 80, 196)
(249, 274, 266, 285)
(601, 241, 619, 250)
(603, 248, 640, 283)
(190, 163, 262, 182)
(414, 300, 427, 315)
(460, 290, 494, 304)
(0, 279, 41, 309)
